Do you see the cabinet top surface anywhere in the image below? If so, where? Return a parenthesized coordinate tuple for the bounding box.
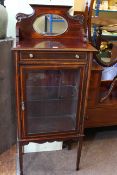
(13, 39, 96, 52)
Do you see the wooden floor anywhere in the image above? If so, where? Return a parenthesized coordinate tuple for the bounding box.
(0, 145, 16, 175)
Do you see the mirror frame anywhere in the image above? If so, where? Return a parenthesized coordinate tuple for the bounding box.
(95, 44, 117, 67)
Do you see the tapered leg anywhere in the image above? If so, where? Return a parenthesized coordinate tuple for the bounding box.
(76, 136, 83, 170)
(17, 141, 23, 175)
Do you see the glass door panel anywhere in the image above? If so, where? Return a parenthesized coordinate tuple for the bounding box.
(23, 69, 82, 135)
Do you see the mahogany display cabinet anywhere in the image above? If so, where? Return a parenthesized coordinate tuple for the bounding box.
(13, 5, 96, 175)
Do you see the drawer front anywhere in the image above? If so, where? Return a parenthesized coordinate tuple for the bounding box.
(20, 51, 87, 61)
(85, 107, 117, 128)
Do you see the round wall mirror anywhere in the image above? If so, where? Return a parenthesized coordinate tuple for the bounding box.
(33, 14, 68, 36)
(96, 42, 117, 67)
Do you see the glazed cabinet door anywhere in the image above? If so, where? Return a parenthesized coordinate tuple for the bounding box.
(19, 64, 86, 138)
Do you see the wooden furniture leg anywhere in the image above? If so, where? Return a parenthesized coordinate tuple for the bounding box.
(76, 136, 83, 170)
(18, 142, 23, 175)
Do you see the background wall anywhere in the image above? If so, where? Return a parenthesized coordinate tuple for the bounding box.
(74, 0, 86, 11)
(74, 0, 93, 11)
(28, 0, 74, 6)
(5, 0, 33, 38)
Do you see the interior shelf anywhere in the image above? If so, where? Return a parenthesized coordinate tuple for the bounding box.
(27, 115, 76, 134)
(26, 85, 78, 101)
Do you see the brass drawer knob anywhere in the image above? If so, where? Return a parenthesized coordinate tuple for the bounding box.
(29, 53, 34, 58)
(75, 54, 80, 59)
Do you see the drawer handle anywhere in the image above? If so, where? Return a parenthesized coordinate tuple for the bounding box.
(75, 54, 80, 59)
(29, 53, 34, 58)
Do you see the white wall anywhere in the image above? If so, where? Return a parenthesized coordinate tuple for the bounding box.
(5, 0, 34, 38)
(28, 0, 74, 6)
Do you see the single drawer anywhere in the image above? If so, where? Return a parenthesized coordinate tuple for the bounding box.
(20, 51, 87, 61)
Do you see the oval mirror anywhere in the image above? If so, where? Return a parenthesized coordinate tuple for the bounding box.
(33, 14, 68, 36)
(96, 42, 117, 67)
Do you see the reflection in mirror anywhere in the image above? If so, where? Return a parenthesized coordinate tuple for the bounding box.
(96, 42, 117, 67)
(34, 41, 65, 49)
(33, 14, 68, 36)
